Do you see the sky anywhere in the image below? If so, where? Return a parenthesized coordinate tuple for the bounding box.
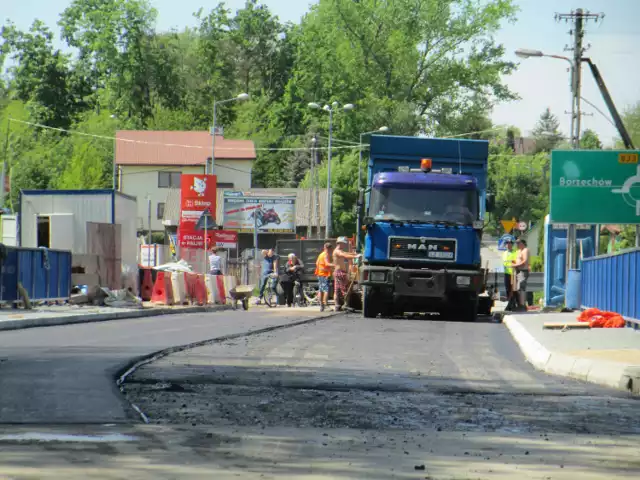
(3, 0, 639, 146)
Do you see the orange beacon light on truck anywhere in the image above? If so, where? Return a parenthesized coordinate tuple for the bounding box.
(420, 158, 432, 172)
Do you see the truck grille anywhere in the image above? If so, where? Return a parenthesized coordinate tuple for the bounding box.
(388, 236, 457, 262)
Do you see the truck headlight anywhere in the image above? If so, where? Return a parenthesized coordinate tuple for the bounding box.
(456, 276, 471, 286)
(472, 220, 484, 229)
(370, 271, 386, 282)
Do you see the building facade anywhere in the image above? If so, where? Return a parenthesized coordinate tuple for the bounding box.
(115, 130, 256, 232)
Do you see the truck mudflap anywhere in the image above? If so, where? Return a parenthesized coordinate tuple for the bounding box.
(361, 266, 483, 298)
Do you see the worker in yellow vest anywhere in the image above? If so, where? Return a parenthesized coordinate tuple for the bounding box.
(503, 238, 518, 311)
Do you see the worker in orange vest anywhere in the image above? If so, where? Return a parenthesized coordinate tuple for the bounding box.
(314, 242, 335, 312)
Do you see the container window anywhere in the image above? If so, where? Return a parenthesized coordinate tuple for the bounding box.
(37, 216, 50, 248)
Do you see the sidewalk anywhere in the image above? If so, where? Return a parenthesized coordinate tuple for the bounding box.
(0, 303, 231, 332)
(504, 312, 640, 394)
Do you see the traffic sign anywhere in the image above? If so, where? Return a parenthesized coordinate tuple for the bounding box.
(551, 150, 640, 223)
(501, 219, 516, 232)
(518, 221, 527, 231)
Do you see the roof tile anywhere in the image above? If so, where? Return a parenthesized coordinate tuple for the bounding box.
(115, 130, 256, 166)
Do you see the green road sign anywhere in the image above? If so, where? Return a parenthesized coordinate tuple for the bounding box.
(551, 150, 640, 224)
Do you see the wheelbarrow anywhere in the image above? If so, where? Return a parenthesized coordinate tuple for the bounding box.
(228, 284, 255, 311)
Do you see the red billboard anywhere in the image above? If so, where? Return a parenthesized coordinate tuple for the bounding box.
(177, 229, 238, 250)
(178, 174, 217, 248)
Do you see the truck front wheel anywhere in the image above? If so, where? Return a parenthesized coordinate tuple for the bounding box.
(362, 286, 379, 319)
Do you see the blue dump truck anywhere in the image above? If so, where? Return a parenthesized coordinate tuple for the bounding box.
(359, 135, 493, 321)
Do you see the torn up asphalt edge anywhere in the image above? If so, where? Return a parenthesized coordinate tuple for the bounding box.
(115, 310, 343, 423)
(503, 314, 640, 394)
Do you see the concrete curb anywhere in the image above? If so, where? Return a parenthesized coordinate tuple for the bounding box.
(0, 305, 233, 332)
(503, 315, 639, 393)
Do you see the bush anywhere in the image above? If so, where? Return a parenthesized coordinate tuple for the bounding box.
(530, 255, 543, 272)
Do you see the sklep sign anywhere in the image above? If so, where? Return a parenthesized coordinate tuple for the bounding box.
(178, 174, 217, 248)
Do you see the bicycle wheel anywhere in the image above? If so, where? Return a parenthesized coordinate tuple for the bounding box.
(293, 283, 304, 307)
(264, 280, 277, 307)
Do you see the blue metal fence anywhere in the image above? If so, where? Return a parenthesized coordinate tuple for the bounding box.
(0, 247, 72, 304)
(581, 248, 640, 322)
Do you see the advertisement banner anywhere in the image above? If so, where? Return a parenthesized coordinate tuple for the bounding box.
(178, 174, 217, 247)
(223, 193, 296, 233)
(177, 229, 237, 250)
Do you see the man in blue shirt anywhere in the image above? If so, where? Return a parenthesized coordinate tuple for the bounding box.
(257, 248, 279, 304)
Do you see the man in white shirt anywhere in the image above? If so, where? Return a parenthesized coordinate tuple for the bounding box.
(209, 247, 223, 276)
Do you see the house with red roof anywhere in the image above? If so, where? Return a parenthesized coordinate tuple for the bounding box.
(115, 130, 256, 233)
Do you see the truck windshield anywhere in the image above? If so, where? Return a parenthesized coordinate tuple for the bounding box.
(369, 186, 478, 224)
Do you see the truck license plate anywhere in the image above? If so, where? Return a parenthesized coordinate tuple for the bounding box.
(428, 251, 454, 259)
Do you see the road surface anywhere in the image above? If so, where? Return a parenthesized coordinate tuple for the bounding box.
(1, 310, 639, 479)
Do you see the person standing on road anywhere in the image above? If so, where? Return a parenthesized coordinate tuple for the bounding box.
(502, 238, 517, 311)
(209, 247, 223, 276)
(511, 238, 530, 312)
(281, 253, 304, 307)
(332, 237, 360, 311)
(314, 243, 335, 312)
(257, 248, 279, 304)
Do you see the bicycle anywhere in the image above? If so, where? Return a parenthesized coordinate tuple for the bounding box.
(263, 273, 279, 308)
(293, 278, 307, 307)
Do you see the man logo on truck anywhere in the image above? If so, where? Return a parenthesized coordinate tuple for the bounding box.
(407, 238, 430, 250)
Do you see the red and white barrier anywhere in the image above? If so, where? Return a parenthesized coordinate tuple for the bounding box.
(170, 272, 187, 305)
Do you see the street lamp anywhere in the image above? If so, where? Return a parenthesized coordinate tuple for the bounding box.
(516, 48, 581, 280)
(356, 126, 389, 250)
(210, 93, 250, 174)
(308, 101, 355, 238)
(515, 49, 576, 148)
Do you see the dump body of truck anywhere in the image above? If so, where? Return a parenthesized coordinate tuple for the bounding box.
(360, 135, 489, 320)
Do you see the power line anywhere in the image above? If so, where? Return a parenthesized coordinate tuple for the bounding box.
(7, 118, 362, 152)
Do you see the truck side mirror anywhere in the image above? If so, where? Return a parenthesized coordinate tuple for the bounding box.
(486, 194, 495, 213)
(357, 189, 364, 206)
(363, 216, 374, 226)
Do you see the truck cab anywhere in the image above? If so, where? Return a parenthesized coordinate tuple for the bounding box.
(359, 135, 489, 321)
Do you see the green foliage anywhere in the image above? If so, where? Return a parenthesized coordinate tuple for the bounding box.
(532, 108, 563, 153)
(530, 255, 543, 273)
(580, 129, 602, 150)
(621, 101, 640, 148)
(1, 0, 521, 236)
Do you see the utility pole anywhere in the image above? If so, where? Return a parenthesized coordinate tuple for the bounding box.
(313, 137, 320, 238)
(307, 137, 314, 239)
(555, 8, 603, 270)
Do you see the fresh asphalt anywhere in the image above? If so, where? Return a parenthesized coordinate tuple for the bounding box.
(0, 308, 630, 425)
(0, 308, 333, 423)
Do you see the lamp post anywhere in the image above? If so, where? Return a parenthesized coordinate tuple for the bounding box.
(308, 101, 354, 238)
(515, 49, 577, 148)
(515, 48, 581, 282)
(356, 126, 389, 251)
(210, 93, 250, 174)
(111, 114, 118, 191)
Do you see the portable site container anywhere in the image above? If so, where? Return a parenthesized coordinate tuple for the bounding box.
(18, 190, 138, 274)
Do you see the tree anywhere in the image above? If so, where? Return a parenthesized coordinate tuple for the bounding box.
(580, 129, 602, 150)
(532, 108, 563, 153)
(621, 102, 640, 148)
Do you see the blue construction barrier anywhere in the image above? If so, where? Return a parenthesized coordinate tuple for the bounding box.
(582, 248, 640, 328)
(0, 246, 72, 304)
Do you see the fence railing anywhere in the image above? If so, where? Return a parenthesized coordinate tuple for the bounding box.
(581, 248, 640, 321)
